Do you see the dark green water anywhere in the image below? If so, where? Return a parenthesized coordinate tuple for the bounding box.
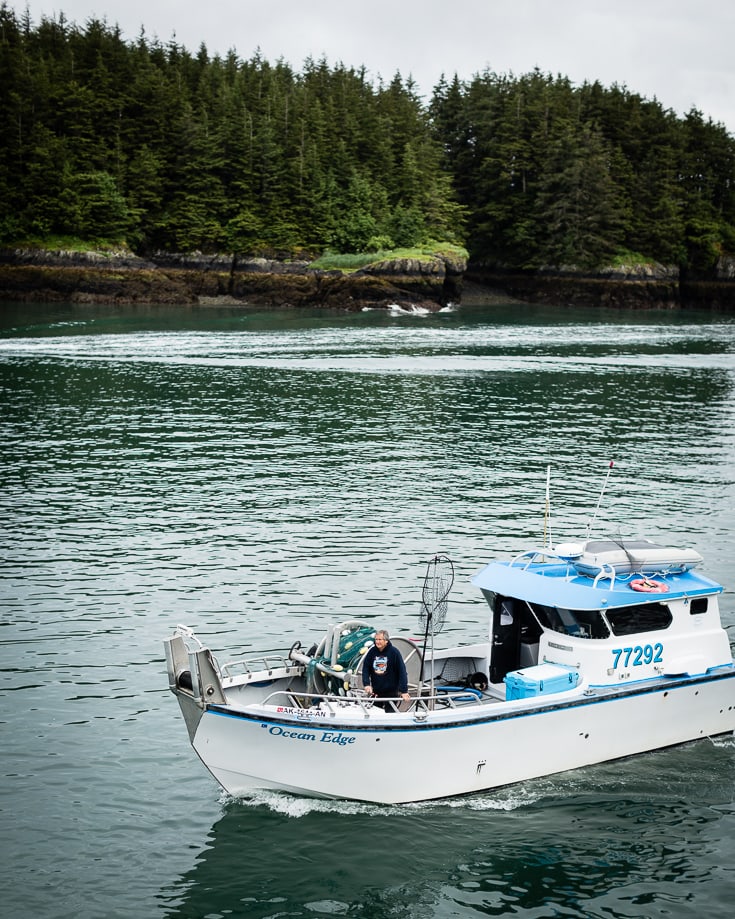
(2, 300, 734, 918)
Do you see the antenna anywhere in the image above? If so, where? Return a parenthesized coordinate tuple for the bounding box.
(543, 465, 552, 548)
(586, 460, 615, 539)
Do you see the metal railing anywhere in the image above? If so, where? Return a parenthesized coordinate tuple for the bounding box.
(259, 684, 489, 717)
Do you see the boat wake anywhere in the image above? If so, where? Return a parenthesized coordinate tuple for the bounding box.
(221, 788, 390, 818)
(709, 733, 735, 749)
(387, 303, 432, 316)
(222, 783, 548, 817)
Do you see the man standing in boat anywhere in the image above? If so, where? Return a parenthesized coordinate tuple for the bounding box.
(362, 629, 410, 711)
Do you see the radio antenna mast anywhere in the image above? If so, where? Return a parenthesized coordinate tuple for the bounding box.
(586, 460, 615, 538)
(543, 465, 552, 548)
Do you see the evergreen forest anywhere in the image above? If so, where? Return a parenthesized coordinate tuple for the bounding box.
(1, 5, 734, 277)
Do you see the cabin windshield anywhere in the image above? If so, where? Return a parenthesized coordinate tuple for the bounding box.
(528, 602, 610, 639)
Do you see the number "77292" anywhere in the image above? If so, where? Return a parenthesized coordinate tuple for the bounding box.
(612, 643, 664, 669)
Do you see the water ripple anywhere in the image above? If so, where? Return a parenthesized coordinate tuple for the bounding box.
(1, 305, 734, 919)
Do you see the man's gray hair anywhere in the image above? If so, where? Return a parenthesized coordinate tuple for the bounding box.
(375, 629, 389, 640)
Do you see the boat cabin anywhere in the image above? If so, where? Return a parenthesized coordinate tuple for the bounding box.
(472, 541, 730, 691)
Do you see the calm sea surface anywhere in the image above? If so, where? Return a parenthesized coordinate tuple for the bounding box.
(1, 299, 734, 918)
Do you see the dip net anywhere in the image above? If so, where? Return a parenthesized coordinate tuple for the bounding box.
(419, 554, 454, 693)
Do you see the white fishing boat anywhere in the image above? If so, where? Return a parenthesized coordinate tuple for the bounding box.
(164, 472, 735, 804)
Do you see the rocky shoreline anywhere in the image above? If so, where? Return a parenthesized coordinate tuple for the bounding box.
(466, 264, 735, 311)
(0, 248, 465, 311)
(1, 247, 734, 311)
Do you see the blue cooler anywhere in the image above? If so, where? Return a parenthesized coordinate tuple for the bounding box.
(504, 663, 579, 700)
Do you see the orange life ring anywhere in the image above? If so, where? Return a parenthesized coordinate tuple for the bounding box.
(630, 578, 669, 593)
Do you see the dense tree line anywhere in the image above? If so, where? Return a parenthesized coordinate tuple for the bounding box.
(0, 5, 463, 256)
(431, 70, 735, 275)
(1, 5, 734, 275)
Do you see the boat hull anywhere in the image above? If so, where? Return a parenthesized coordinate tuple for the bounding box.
(189, 669, 735, 803)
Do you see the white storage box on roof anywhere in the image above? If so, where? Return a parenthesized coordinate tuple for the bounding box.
(572, 539, 702, 577)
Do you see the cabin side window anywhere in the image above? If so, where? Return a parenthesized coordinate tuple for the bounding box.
(689, 597, 708, 615)
(528, 603, 610, 639)
(605, 603, 672, 637)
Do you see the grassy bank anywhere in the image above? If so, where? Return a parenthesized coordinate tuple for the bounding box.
(309, 242, 468, 271)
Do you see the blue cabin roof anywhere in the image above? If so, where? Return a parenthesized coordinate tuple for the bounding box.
(471, 559, 723, 611)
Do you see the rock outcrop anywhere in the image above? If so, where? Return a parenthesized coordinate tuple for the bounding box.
(467, 262, 735, 311)
(0, 248, 467, 310)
